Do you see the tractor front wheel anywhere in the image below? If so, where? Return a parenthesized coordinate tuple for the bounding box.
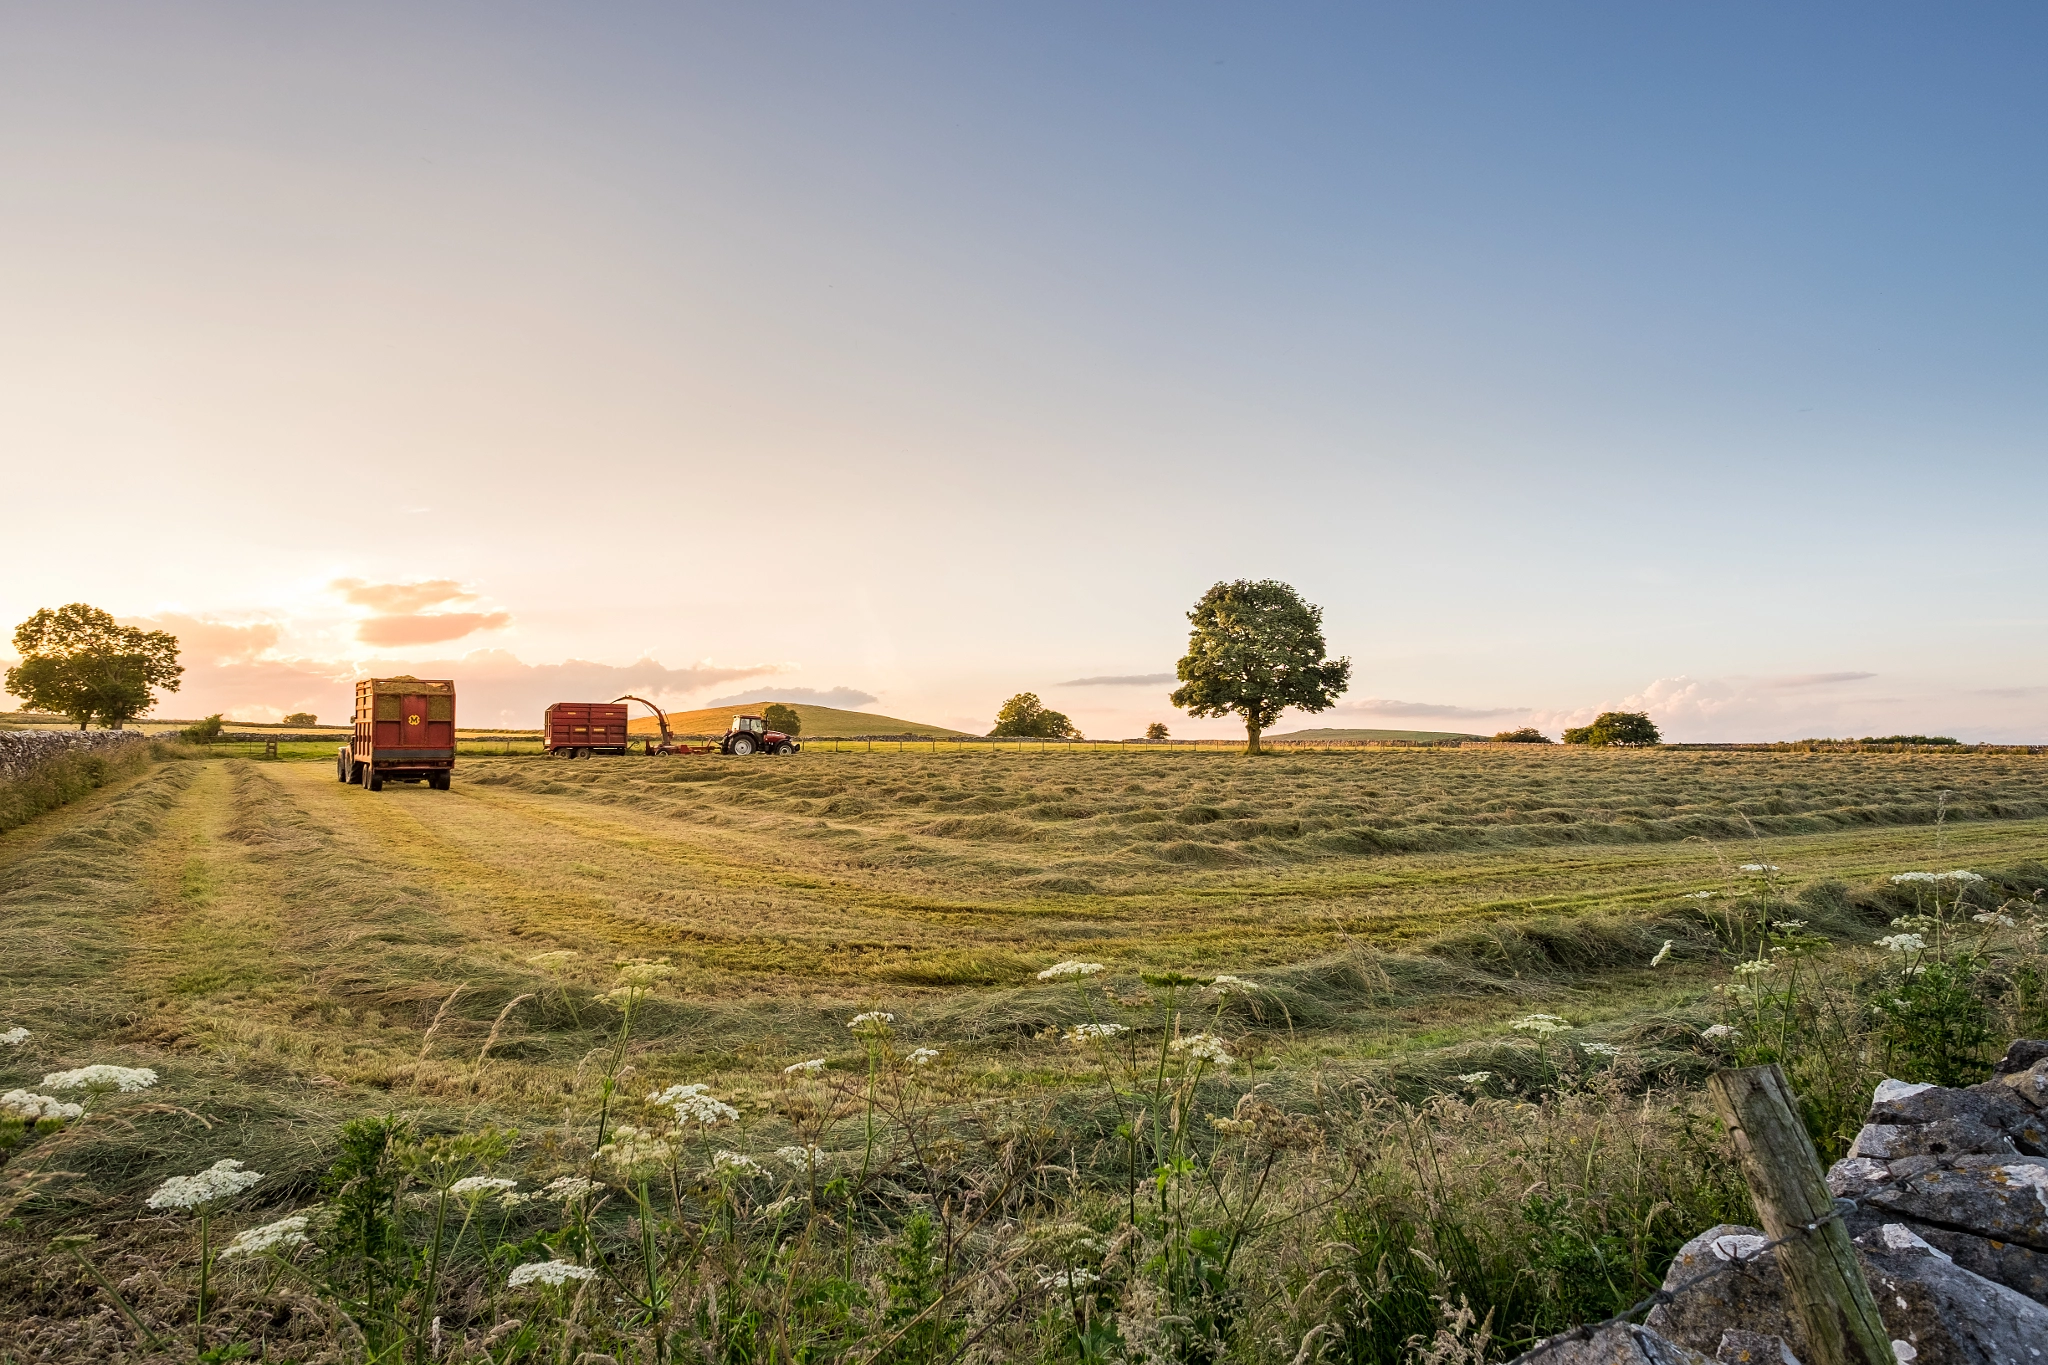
(775, 743, 794, 755)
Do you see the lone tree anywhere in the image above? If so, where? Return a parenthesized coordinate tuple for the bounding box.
(7, 604, 182, 730)
(1170, 580, 1350, 755)
(1492, 727, 1553, 744)
(1562, 711, 1660, 747)
(1145, 721, 1170, 741)
(281, 711, 317, 726)
(989, 693, 1081, 739)
(762, 703, 803, 737)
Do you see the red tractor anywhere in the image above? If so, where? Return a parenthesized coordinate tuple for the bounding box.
(614, 697, 801, 757)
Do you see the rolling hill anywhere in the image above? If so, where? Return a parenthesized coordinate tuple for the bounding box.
(625, 701, 969, 739)
(1262, 726, 1486, 743)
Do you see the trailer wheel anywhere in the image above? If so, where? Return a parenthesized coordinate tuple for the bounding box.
(336, 748, 351, 781)
(775, 743, 794, 756)
(430, 773, 450, 790)
(364, 766, 383, 792)
(729, 734, 756, 756)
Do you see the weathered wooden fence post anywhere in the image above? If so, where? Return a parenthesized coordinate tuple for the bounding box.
(1707, 1064, 1893, 1365)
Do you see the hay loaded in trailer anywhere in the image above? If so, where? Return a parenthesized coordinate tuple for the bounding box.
(338, 677, 456, 790)
(615, 695, 801, 756)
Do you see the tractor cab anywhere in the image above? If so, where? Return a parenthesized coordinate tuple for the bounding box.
(722, 714, 799, 757)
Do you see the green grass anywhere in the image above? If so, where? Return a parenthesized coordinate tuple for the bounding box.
(2, 746, 2044, 1360)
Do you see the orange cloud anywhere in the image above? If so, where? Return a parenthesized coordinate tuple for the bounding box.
(330, 578, 475, 614)
(356, 612, 512, 646)
(124, 613, 282, 665)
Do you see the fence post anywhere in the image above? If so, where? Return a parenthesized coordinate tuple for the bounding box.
(1706, 1065, 1893, 1365)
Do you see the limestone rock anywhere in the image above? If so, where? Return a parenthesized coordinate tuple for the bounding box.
(1713, 1329, 1801, 1365)
(1863, 1164, 2048, 1253)
(1507, 1322, 1715, 1365)
(1992, 1040, 2048, 1078)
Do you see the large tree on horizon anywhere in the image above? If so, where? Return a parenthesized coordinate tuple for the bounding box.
(7, 604, 183, 730)
(1170, 580, 1350, 755)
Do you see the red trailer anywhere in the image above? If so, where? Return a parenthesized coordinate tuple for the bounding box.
(337, 676, 456, 791)
(544, 702, 631, 757)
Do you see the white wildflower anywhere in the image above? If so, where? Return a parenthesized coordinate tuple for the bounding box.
(1649, 941, 1673, 967)
(782, 1059, 826, 1075)
(543, 1176, 600, 1201)
(448, 1176, 518, 1199)
(759, 1195, 801, 1219)
(648, 1083, 740, 1126)
(1685, 891, 1716, 900)
(1455, 1072, 1492, 1086)
(1700, 1024, 1738, 1041)
(1169, 1032, 1232, 1068)
(218, 1215, 312, 1260)
(906, 1047, 941, 1066)
(42, 1065, 158, 1093)
(848, 1012, 894, 1034)
(0, 1027, 28, 1046)
(1974, 912, 2016, 928)
(1036, 961, 1105, 980)
(1064, 1023, 1129, 1043)
(597, 1125, 674, 1172)
(1209, 1115, 1255, 1135)
(1890, 914, 1936, 931)
(1731, 959, 1773, 977)
(1, 1090, 83, 1121)
(1876, 934, 1926, 954)
(775, 1144, 826, 1168)
(1207, 975, 1259, 995)
(508, 1260, 598, 1288)
(1580, 1043, 1622, 1058)
(613, 959, 675, 987)
(1942, 870, 1984, 883)
(1037, 1267, 1100, 1293)
(1892, 872, 1935, 884)
(711, 1150, 767, 1178)
(147, 1159, 263, 1210)
(1739, 863, 1779, 873)
(1510, 1014, 1572, 1035)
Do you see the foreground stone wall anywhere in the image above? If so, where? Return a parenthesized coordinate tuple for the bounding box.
(0, 729, 152, 783)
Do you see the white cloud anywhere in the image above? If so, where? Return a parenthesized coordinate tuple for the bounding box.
(705, 685, 879, 709)
(1054, 673, 1176, 687)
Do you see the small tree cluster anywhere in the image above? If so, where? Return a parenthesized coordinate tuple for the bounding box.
(1561, 712, 1660, 747)
(1491, 727, 1553, 744)
(989, 693, 1080, 739)
(7, 604, 183, 730)
(282, 712, 318, 727)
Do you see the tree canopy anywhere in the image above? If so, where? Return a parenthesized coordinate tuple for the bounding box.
(282, 712, 318, 727)
(1491, 727, 1553, 744)
(1561, 711, 1661, 747)
(7, 604, 182, 730)
(1169, 580, 1350, 754)
(989, 693, 1081, 739)
(1144, 722, 1170, 741)
(762, 703, 803, 736)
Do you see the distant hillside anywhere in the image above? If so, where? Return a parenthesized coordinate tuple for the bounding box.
(1264, 726, 1485, 743)
(627, 702, 969, 739)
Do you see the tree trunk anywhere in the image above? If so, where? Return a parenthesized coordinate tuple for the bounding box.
(1245, 721, 1262, 755)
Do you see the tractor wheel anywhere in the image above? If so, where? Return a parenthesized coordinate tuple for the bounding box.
(729, 734, 756, 756)
(775, 743, 794, 756)
(430, 773, 450, 791)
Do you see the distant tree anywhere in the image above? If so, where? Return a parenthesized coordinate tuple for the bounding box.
(7, 604, 182, 730)
(1170, 580, 1350, 755)
(1145, 722, 1170, 741)
(1492, 727, 1553, 744)
(1561, 711, 1661, 747)
(183, 714, 225, 744)
(282, 711, 318, 727)
(1857, 734, 1959, 746)
(762, 703, 803, 736)
(989, 693, 1081, 739)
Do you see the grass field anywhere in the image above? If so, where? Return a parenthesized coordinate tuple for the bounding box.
(2, 745, 2044, 1360)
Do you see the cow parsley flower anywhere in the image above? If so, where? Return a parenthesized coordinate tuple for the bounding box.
(783, 1059, 826, 1075)
(1510, 1014, 1572, 1035)
(543, 1176, 599, 1201)
(1731, 960, 1773, 977)
(43, 1065, 157, 1093)
(711, 1151, 766, 1178)
(597, 1125, 674, 1172)
(0, 1027, 29, 1046)
(1, 1090, 82, 1121)
(906, 1047, 941, 1066)
(1037, 961, 1104, 980)
(848, 1012, 894, 1034)
(147, 1159, 263, 1210)
(1169, 1033, 1232, 1068)
(1974, 912, 2016, 928)
(1684, 891, 1716, 900)
(1038, 1267, 1100, 1293)
(1065, 1023, 1129, 1043)
(1739, 864, 1779, 873)
(1876, 934, 1925, 954)
(1700, 1024, 1737, 1041)
(448, 1176, 518, 1200)
(508, 1260, 598, 1288)
(613, 959, 675, 987)
(1580, 1043, 1622, 1058)
(758, 1195, 801, 1219)
(1649, 941, 1673, 967)
(775, 1144, 826, 1168)
(218, 1215, 313, 1260)
(648, 1083, 739, 1126)
(1455, 1072, 1492, 1086)
(1207, 975, 1259, 995)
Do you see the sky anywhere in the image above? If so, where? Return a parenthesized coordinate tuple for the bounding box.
(2, 3, 2043, 740)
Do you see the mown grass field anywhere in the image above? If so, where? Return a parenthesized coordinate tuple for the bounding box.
(2, 745, 2044, 1359)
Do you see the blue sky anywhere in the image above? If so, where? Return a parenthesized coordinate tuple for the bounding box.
(2, 3, 2042, 737)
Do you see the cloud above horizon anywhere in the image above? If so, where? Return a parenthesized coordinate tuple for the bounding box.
(1055, 673, 1176, 687)
(1763, 671, 1877, 689)
(330, 577, 511, 647)
(1336, 697, 1532, 720)
(705, 685, 880, 709)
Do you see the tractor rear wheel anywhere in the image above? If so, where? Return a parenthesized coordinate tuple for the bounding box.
(729, 734, 756, 756)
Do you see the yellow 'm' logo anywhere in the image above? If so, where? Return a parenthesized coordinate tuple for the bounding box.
(407, 714, 421, 726)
